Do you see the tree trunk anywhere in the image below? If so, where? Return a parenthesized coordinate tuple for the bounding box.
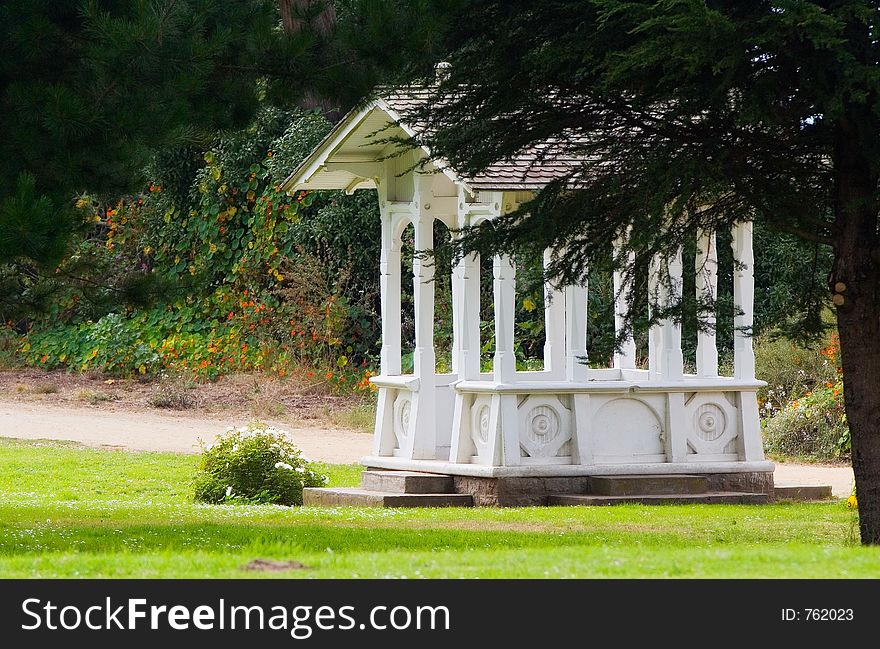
(831, 116, 880, 545)
(279, 0, 336, 37)
(836, 263, 880, 544)
(278, 0, 339, 117)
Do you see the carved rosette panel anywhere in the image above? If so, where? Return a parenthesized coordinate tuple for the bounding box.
(695, 403, 726, 442)
(392, 392, 412, 449)
(684, 393, 738, 455)
(517, 395, 572, 458)
(470, 395, 494, 459)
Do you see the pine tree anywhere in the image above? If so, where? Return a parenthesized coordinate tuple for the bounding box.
(0, 0, 359, 268)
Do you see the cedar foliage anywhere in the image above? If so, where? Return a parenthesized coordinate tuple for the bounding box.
(370, 0, 880, 543)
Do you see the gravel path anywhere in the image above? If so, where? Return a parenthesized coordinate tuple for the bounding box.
(0, 398, 853, 494)
(773, 462, 853, 497)
(0, 398, 372, 464)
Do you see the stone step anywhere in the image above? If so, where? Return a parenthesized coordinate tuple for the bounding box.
(774, 485, 834, 501)
(304, 487, 473, 508)
(549, 491, 770, 506)
(361, 470, 454, 494)
(589, 474, 709, 496)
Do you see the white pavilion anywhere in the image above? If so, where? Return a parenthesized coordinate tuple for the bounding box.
(283, 89, 775, 506)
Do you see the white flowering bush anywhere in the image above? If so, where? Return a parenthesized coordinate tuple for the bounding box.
(193, 422, 328, 506)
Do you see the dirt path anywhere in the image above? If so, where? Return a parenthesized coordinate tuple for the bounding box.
(0, 398, 372, 464)
(773, 462, 853, 497)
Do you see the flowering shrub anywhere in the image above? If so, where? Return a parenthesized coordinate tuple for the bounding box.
(192, 423, 328, 506)
(755, 332, 840, 419)
(13, 106, 382, 392)
(763, 380, 850, 461)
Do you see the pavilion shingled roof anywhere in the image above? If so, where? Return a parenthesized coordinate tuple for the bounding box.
(379, 88, 582, 192)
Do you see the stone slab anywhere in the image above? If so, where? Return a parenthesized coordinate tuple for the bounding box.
(706, 471, 775, 496)
(453, 476, 592, 507)
(361, 470, 454, 494)
(549, 492, 771, 506)
(303, 487, 473, 508)
(773, 485, 833, 501)
(589, 474, 708, 496)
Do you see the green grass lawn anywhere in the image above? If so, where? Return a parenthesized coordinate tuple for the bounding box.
(0, 437, 875, 578)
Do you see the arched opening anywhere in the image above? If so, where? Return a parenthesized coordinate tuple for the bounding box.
(399, 221, 416, 374)
(586, 265, 615, 368)
(432, 219, 454, 374)
(515, 253, 546, 371)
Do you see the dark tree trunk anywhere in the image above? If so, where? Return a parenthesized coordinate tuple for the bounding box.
(278, 0, 340, 118)
(279, 0, 336, 37)
(831, 116, 880, 545)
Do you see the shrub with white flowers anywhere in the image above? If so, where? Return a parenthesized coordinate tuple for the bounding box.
(193, 422, 328, 506)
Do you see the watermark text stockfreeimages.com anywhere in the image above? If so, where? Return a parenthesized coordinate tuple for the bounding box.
(21, 597, 450, 639)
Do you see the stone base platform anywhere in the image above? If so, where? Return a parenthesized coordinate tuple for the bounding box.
(303, 469, 783, 508)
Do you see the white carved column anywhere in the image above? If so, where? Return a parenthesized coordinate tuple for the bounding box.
(647, 245, 686, 461)
(731, 220, 763, 461)
(493, 253, 517, 383)
(378, 195, 402, 376)
(565, 278, 589, 382)
(372, 183, 402, 457)
(401, 175, 437, 460)
(543, 248, 567, 378)
(661, 247, 685, 380)
(732, 220, 756, 381)
(459, 251, 482, 380)
(660, 247, 687, 462)
(612, 236, 637, 370)
(412, 215, 436, 383)
(449, 207, 482, 464)
(455, 201, 482, 382)
(491, 196, 520, 466)
(695, 229, 719, 378)
(648, 255, 662, 379)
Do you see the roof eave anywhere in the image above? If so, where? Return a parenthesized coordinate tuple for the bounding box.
(281, 95, 473, 196)
(281, 101, 379, 194)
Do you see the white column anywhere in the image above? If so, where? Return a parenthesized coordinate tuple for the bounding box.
(648, 256, 662, 379)
(661, 247, 685, 379)
(412, 206, 436, 381)
(612, 237, 636, 370)
(493, 254, 517, 382)
(460, 252, 482, 379)
(398, 175, 438, 460)
(658, 247, 686, 462)
(565, 279, 588, 382)
(732, 220, 756, 380)
(378, 202, 402, 375)
(450, 229, 463, 377)
(454, 204, 482, 381)
(543, 248, 567, 377)
(695, 229, 719, 377)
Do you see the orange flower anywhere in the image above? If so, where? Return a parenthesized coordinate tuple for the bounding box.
(791, 400, 799, 409)
(325, 372, 334, 379)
